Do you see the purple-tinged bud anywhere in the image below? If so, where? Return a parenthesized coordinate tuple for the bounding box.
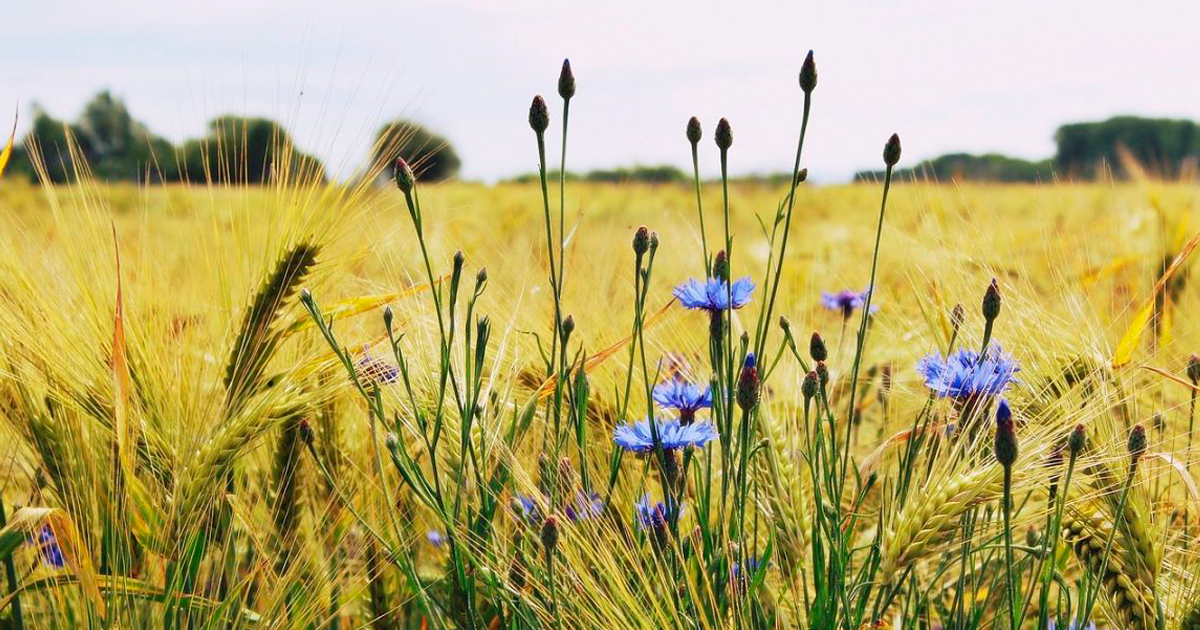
(395, 157, 415, 193)
(994, 400, 1018, 467)
(633, 226, 650, 256)
(1127, 424, 1147, 466)
(816, 362, 829, 387)
(737, 354, 760, 411)
(298, 418, 314, 448)
(883, 133, 902, 167)
(686, 117, 702, 145)
(982, 279, 1001, 323)
(529, 96, 550, 134)
(802, 371, 818, 401)
(810, 332, 827, 362)
(798, 50, 817, 93)
(715, 118, 733, 151)
(1188, 354, 1200, 385)
(648, 231, 659, 254)
(1068, 424, 1086, 457)
(558, 59, 576, 100)
(541, 515, 560, 553)
(713, 250, 729, 282)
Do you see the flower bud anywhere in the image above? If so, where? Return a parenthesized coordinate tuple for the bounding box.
(562, 315, 575, 338)
(713, 250, 729, 282)
(802, 371, 818, 401)
(298, 418, 314, 448)
(795, 168, 808, 185)
(737, 354, 760, 411)
(541, 515, 560, 554)
(558, 457, 577, 493)
(778, 315, 791, 333)
(633, 226, 650, 256)
(686, 116, 702, 145)
(299, 288, 314, 307)
(883, 133, 902, 167)
(395, 157, 415, 193)
(476, 267, 488, 286)
(1188, 354, 1200, 385)
(1068, 424, 1086, 456)
(982, 279, 1001, 323)
(649, 231, 659, 254)
(798, 50, 817, 93)
(994, 400, 1018, 467)
(816, 361, 829, 387)
(950, 303, 965, 334)
(557, 59, 576, 100)
(529, 95, 550, 134)
(453, 250, 465, 272)
(383, 305, 394, 330)
(715, 118, 733, 151)
(810, 332, 827, 362)
(1128, 424, 1147, 465)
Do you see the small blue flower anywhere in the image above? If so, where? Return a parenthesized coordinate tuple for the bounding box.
(514, 494, 543, 525)
(613, 417, 718, 452)
(821, 288, 879, 319)
(634, 495, 679, 529)
(564, 492, 604, 522)
(674, 277, 755, 311)
(730, 556, 766, 580)
(28, 525, 64, 569)
(916, 346, 1019, 399)
(653, 377, 712, 420)
(426, 529, 445, 547)
(1046, 620, 1096, 630)
(357, 345, 398, 385)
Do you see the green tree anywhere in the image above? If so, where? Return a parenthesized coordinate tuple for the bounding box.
(371, 119, 461, 183)
(178, 116, 326, 184)
(1054, 116, 1200, 178)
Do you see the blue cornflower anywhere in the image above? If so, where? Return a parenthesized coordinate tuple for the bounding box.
(674, 277, 755, 311)
(1046, 621, 1095, 630)
(653, 376, 712, 422)
(514, 494, 543, 525)
(821, 288, 879, 319)
(426, 529, 445, 547)
(730, 556, 766, 583)
(634, 495, 680, 530)
(564, 492, 604, 522)
(357, 345, 398, 385)
(613, 417, 718, 453)
(28, 525, 64, 569)
(916, 346, 1019, 399)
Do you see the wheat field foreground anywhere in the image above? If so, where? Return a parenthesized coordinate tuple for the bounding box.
(4, 65, 1200, 630)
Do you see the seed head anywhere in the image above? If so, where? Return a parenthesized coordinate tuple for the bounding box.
(737, 353, 760, 411)
(558, 59, 576, 100)
(713, 250, 729, 282)
(802, 371, 818, 401)
(529, 95, 550, 134)
(883, 133, 902, 167)
(540, 515, 560, 553)
(994, 400, 1018, 467)
(810, 332, 828, 362)
(982, 279, 1001, 323)
(687, 116, 702, 145)
(715, 118, 733, 151)
(1127, 424, 1147, 465)
(395, 157, 415, 193)
(1188, 354, 1200, 385)
(1068, 423, 1086, 457)
(798, 50, 817, 93)
(633, 226, 650, 256)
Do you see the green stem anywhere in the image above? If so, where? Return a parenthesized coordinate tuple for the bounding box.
(0, 495, 23, 630)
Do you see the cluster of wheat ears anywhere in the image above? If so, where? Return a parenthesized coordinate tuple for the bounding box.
(1, 53, 1200, 630)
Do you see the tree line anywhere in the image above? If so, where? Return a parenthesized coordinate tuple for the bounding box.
(4, 91, 461, 185)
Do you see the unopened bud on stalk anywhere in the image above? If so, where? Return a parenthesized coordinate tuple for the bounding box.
(649, 231, 659, 254)
(795, 168, 808, 186)
(883, 133, 902, 167)
(453, 250, 465, 272)
(994, 400, 1018, 467)
(476, 267, 488, 286)
(982, 279, 1001, 323)
(298, 419, 314, 448)
(561, 315, 575, 342)
(558, 457, 576, 493)
(802, 371, 818, 401)
(558, 59, 576, 99)
(810, 332, 827, 362)
(1188, 354, 1200, 385)
(816, 362, 829, 387)
(713, 250, 729, 282)
(395, 157, 415, 193)
(779, 315, 791, 333)
(383, 306, 394, 330)
(529, 96, 550, 134)
(1068, 424, 1087, 456)
(798, 50, 817, 93)
(299, 288, 314, 307)
(715, 118, 733, 151)
(737, 353, 760, 411)
(1127, 424, 1147, 467)
(687, 117, 702, 145)
(633, 226, 650, 255)
(951, 303, 965, 334)
(541, 515, 560, 554)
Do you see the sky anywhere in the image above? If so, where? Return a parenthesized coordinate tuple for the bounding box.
(6, 0, 1200, 183)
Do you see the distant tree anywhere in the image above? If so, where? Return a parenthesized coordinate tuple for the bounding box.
(178, 116, 326, 184)
(371, 119, 461, 183)
(1054, 116, 1200, 178)
(856, 153, 1055, 183)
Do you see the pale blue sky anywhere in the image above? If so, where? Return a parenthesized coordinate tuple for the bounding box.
(5, 0, 1200, 182)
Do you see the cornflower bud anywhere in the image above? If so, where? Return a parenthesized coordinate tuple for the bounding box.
(715, 118, 733, 151)
(686, 116, 702, 145)
(529, 96, 549, 134)
(557, 59, 576, 99)
(810, 332, 827, 362)
(883, 133, 902, 167)
(395, 157, 415, 193)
